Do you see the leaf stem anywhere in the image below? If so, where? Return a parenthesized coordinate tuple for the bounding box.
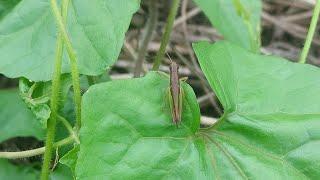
(50, 0, 82, 130)
(41, 0, 69, 179)
(299, 0, 320, 64)
(134, 0, 158, 77)
(152, 0, 180, 70)
(0, 136, 74, 159)
(57, 115, 80, 144)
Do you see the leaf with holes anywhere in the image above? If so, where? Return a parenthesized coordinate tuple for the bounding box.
(193, 0, 261, 52)
(0, 0, 140, 81)
(18, 75, 73, 128)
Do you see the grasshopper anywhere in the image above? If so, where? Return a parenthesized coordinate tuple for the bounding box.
(167, 58, 186, 127)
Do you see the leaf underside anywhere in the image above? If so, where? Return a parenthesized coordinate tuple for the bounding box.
(73, 41, 320, 179)
(0, 89, 44, 143)
(0, 0, 140, 81)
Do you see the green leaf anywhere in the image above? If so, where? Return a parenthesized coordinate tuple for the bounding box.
(50, 164, 74, 180)
(193, 41, 320, 179)
(60, 145, 79, 176)
(0, 89, 45, 142)
(0, 0, 140, 81)
(0, 159, 73, 180)
(193, 0, 261, 52)
(0, 0, 21, 19)
(19, 75, 72, 127)
(0, 159, 39, 180)
(76, 72, 200, 179)
(74, 41, 320, 179)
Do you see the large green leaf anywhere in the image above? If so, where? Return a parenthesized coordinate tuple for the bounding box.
(0, 89, 45, 142)
(74, 43, 320, 179)
(193, 0, 261, 52)
(193, 41, 320, 179)
(76, 72, 201, 179)
(0, 0, 140, 81)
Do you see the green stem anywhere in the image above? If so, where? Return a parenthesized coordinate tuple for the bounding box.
(57, 115, 80, 144)
(152, 0, 180, 70)
(0, 136, 74, 159)
(134, 0, 158, 77)
(299, 0, 320, 64)
(50, 0, 82, 131)
(41, 1, 69, 179)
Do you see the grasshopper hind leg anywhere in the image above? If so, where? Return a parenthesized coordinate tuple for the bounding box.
(166, 87, 179, 127)
(178, 86, 184, 125)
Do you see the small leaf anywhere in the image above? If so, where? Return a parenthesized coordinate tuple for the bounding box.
(60, 145, 79, 176)
(0, 0, 140, 81)
(193, 0, 261, 52)
(31, 103, 51, 127)
(19, 75, 73, 127)
(49, 164, 74, 180)
(0, 89, 44, 143)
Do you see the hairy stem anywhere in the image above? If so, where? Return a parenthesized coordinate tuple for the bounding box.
(299, 0, 320, 63)
(134, 0, 158, 77)
(50, 0, 82, 130)
(152, 0, 180, 70)
(0, 136, 74, 159)
(41, 0, 69, 179)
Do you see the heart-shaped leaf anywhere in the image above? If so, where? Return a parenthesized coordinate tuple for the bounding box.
(0, 0, 140, 81)
(0, 89, 45, 143)
(193, 0, 261, 52)
(74, 42, 319, 179)
(75, 72, 201, 179)
(193, 41, 320, 179)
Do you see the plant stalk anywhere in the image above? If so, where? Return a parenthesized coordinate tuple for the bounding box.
(0, 136, 74, 159)
(50, 0, 82, 131)
(152, 0, 180, 70)
(134, 0, 158, 77)
(299, 0, 320, 64)
(41, 0, 70, 179)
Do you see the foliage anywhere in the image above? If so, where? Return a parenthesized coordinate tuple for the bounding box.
(1, 0, 320, 179)
(193, 0, 262, 52)
(0, 89, 44, 143)
(0, 0, 140, 81)
(0, 159, 72, 180)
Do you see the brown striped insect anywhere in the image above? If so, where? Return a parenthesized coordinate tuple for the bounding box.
(167, 55, 186, 127)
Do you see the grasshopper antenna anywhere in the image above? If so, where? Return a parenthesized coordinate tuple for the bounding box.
(165, 52, 173, 63)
